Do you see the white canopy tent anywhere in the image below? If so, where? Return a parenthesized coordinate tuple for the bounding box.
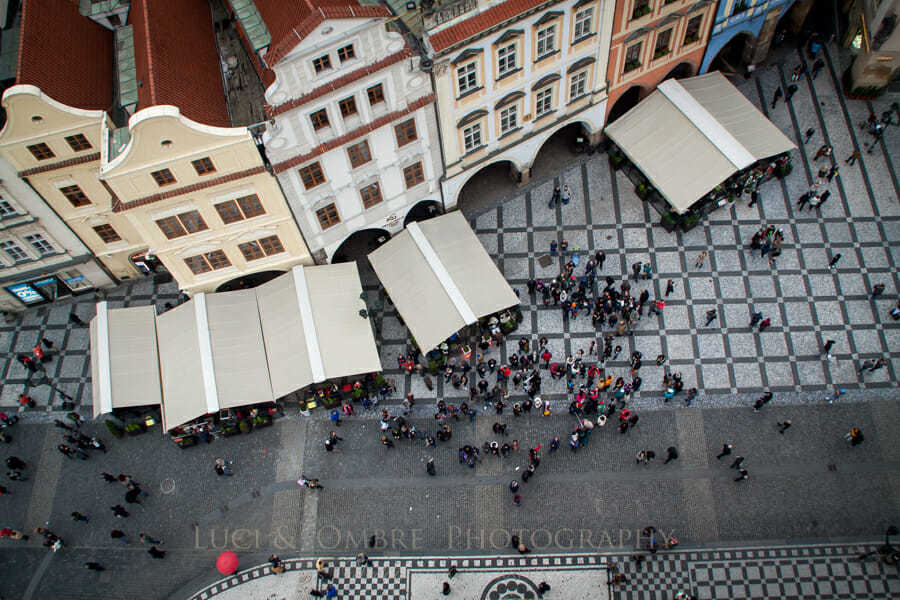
(367, 211, 519, 353)
(90, 302, 162, 418)
(605, 71, 796, 214)
(89, 264, 381, 431)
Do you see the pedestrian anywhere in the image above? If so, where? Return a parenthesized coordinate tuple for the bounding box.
(381, 435, 394, 448)
(5, 456, 25, 471)
(111, 505, 129, 518)
(771, 86, 782, 109)
(729, 456, 745, 469)
(330, 408, 341, 427)
(828, 253, 842, 269)
(777, 420, 792, 434)
(749, 189, 759, 207)
(19, 355, 37, 373)
(758, 317, 771, 330)
(811, 58, 824, 79)
(32, 344, 48, 363)
(41, 338, 54, 350)
(803, 128, 815, 144)
(68, 313, 86, 327)
(549, 239, 558, 256)
(139, 533, 161, 545)
(845, 150, 861, 165)
(426, 458, 436, 476)
(538, 581, 551, 595)
(214, 458, 233, 476)
(84, 562, 105, 571)
(823, 339, 835, 358)
(509, 480, 519, 493)
(664, 447, 679, 464)
(695, 250, 708, 268)
(816, 189, 831, 209)
(796, 191, 811, 210)
(785, 83, 798, 101)
(148, 546, 166, 559)
(448, 565, 458, 578)
(71, 511, 89, 522)
(704, 309, 717, 327)
(868, 358, 885, 373)
(110, 530, 127, 544)
(548, 185, 560, 209)
(716, 444, 733, 459)
(734, 469, 749, 482)
(749, 311, 763, 327)
(665, 280, 675, 297)
(562, 185, 571, 205)
(102, 472, 117, 483)
(442, 581, 451, 596)
(871, 283, 885, 298)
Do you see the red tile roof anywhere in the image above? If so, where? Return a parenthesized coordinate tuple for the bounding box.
(16, 0, 114, 110)
(428, 0, 553, 54)
(130, 0, 230, 127)
(253, 0, 391, 68)
(266, 46, 413, 118)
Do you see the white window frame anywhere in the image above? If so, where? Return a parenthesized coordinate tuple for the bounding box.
(463, 123, 482, 153)
(570, 71, 587, 99)
(500, 104, 518, 134)
(574, 7, 594, 39)
(535, 87, 553, 117)
(457, 62, 478, 94)
(0, 240, 29, 262)
(536, 25, 556, 58)
(24, 233, 55, 255)
(0, 199, 18, 217)
(498, 43, 517, 77)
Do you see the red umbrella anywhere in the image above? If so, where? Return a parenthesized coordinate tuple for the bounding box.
(216, 551, 239, 575)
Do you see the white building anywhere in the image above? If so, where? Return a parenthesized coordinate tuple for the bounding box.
(235, 0, 443, 263)
(0, 155, 115, 312)
(421, 0, 615, 207)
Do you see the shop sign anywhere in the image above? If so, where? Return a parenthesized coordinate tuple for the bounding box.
(6, 283, 44, 304)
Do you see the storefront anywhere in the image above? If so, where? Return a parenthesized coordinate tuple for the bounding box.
(2, 257, 111, 310)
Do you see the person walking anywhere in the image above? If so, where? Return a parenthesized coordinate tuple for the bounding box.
(845, 150, 861, 165)
(665, 280, 675, 297)
(426, 458, 436, 476)
(734, 469, 749, 482)
(771, 86, 783, 109)
(548, 185, 561, 209)
(664, 447, 679, 464)
(716, 444, 733, 459)
(111, 505, 129, 518)
(69, 313, 86, 327)
(695, 250, 708, 268)
(811, 58, 825, 79)
(823, 339, 835, 359)
(871, 283, 885, 299)
(803, 128, 815, 144)
(148, 546, 166, 559)
(729, 456, 745, 470)
(110, 530, 127, 544)
(71, 512, 89, 523)
(329, 409, 341, 427)
(828, 253, 842, 269)
(139, 533, 161, 545)
(561, 185, 571, 205)
(84, 562, 105, 571)
(704, 309, 718, 327)
(749, 311, 763, 327)
(816, 190, 832, 209)
(777, 420, 793, 434)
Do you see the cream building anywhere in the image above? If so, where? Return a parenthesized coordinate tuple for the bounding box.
(0, 153, 115, 312)
(422, 0, 616, 207)
(240, 0, 442, 263)
(100, 106, 313, 295)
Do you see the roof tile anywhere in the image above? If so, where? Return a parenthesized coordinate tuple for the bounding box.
(429, 0, 552, 53)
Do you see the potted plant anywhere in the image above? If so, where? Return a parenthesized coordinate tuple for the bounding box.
(684, 34, 699, 44)
(635, 183, 649, 199)
(124, 422, 146, 437)
(624, 59, 641, 73)
(253, 414, 273, 428)
(610, 149, 625, 169)
(775, 162, 793, 179)
(222, 423, 241, 437)
(659, 211, 678, 232)
(632, 4, 651, 19)
(238, 419, 252, 434)
(654, 47, 669, 60)
(681, 212, 701, 232)
(106, 420, 124, 439)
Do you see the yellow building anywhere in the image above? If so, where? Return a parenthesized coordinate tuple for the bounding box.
(101, 106, 312, 295)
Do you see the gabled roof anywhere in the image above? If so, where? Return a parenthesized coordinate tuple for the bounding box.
(129, 0, 230, 127)
(252, 0, 390, 68)
(16, 0, 114, 111)
(428, 0, 554, 54)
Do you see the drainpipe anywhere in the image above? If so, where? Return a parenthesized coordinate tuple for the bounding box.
(424, 63, 449, 213)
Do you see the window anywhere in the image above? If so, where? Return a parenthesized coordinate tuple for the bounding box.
(498, 44, 517, 77)
(536, 25, 556, 58)
(574, 8, 594, 39)
(395, 119, 418, 147)
(535, 88, 553, 117)
(360, 182, 383, 209)
(733, 1, 749, 15)
(60, 185, 91, 207)
(655, 29, 672, 59)
(624, 42, 642, 72)
(463, 123, 482, 152)
(0, 240, 28, 261)
(500, 104, 518, 134)
(299, 162, 326, 190)
(27, 143, 55, 160)
(337, 44, 355, 62)
(65, 134, 92, 152)
(0, 200, 17, 217)
(367, 84, 385, 105)
(214, 195, 266, 224)
(457, 62, 477, 94)
(347, 140, 372, 168)
(632, 0, 651, 20)
(316, 203, 340, 230)
(684, 15, 703, 43)
(403, 162, 425, 188)
(150, 168, 177, 187)
(155, 210, 208, 239)
(310, 109, 330, 131)
(92, 224, 121, 243)
(184, 250, 232, 275)
(570, 71, 587, 99)
(239, 235, 286, 262)
(313, 54, 331, 73)
(191, 157, 216, 175)
(339, 96, 358, 118)
(24, 233, 54, 255)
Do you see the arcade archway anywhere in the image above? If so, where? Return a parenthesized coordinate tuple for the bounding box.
(708, 33, 755, 75)
(530, 122, 593, 181)
(404, 200, 443, 227)
(607, 85, 643, 124)
(457, 160, 520, 217)
(215, 270, 285, 292)
(662, 61, 696, 81)
(331, 228, 391, 265)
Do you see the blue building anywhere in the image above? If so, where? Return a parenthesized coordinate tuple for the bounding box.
(700, 0, 798, 74)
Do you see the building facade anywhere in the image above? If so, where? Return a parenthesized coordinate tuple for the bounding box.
(605, 0, 716, 123)
(422, 0, 616, 207)
(0, 154, 115, 312)
(231, 1, 442, 264)
(843, 0, 900, 93)
(699, 0, 796, 74)
(101, 107, 313, 295)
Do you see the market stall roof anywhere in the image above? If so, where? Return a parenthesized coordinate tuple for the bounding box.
(367, 211, 519, 353)
(90, 303, 162, 418)
(256, 263, 381, 399)
(604, 71, 795, 214)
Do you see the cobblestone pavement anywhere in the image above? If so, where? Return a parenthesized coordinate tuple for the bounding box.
(186, 545, 899, 600)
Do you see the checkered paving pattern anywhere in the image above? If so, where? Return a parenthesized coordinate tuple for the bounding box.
(188, 545, 897, 599)
(0, 279, 181, 409)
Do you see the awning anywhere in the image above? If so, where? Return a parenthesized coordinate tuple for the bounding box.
(256, 263, 381, 398)
(90, 302, 162, 418)
(367, 211, 519, 353)
(604, 71, 795, 214)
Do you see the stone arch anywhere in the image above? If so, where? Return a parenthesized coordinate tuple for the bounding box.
(330, 228, 391, 264)
(661, 60, 697, 82)
(607, 85, 645, 124)
(455, 160, 522, 216)
(215, 270, 285, 292)
(403, 200, 443, 227)
(706, 31, 757, 75)
(529, 120, 595, 181)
